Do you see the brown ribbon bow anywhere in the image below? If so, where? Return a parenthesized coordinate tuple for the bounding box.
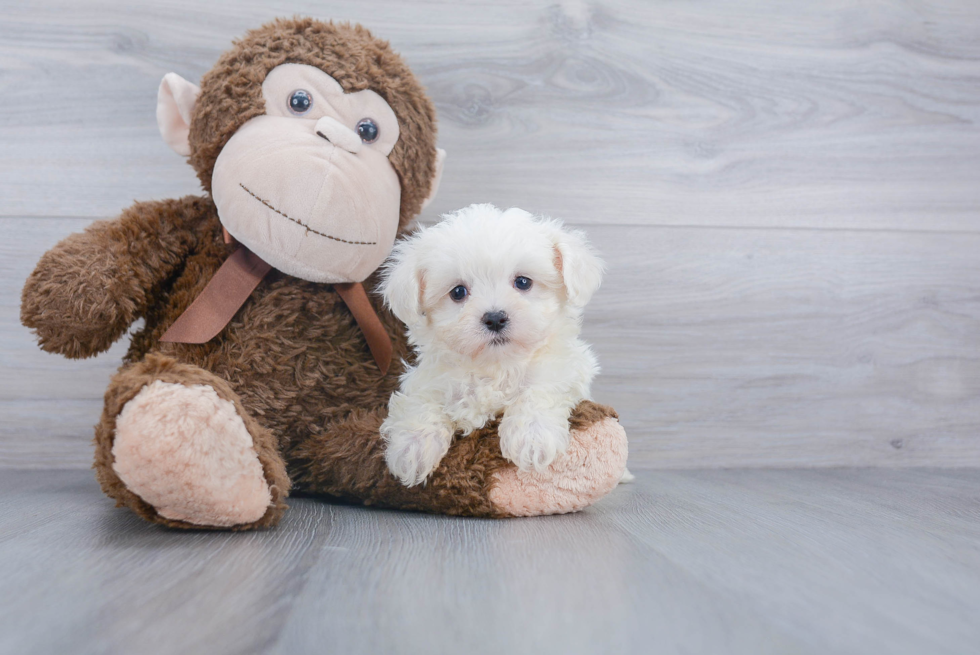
(160, 245, 392, 376)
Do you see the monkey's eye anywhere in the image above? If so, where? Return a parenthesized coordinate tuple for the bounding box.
(288, 89, 313, 116)
(356, 118, 380, 143)
(449, 285, 468, 302)
(514, 276, 533, 291)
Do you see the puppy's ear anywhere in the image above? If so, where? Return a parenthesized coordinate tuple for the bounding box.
(381, 238, 426, 326)
(552, 226, 605, 308)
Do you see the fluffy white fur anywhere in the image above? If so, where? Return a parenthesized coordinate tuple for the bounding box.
(379, 204, 604, 487)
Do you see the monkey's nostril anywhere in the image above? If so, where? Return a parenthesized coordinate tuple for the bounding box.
(482, 310, 508, 333)
(313, 116, 362, 154)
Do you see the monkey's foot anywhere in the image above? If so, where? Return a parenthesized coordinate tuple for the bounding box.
(111, 380, 273, 527)
(488, 415, 628, 517)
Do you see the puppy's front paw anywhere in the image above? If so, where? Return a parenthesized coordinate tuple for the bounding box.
(383, 425, 453, 487)
(499, 412, 571, 472)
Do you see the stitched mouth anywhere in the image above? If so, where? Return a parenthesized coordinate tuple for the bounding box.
(238, 183, 377, 246)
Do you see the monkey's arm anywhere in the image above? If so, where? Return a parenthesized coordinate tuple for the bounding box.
(286, 401, 626, 518)
(21, 196, 212, 359)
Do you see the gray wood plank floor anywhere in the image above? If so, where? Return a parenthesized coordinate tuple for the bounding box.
(1, 468, 978, 655)
(3, 0, 980, 467)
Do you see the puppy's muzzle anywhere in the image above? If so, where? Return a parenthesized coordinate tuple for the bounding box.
(482, 310, 508, 333)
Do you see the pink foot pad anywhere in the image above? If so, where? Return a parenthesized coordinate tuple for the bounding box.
(112, 380, 272, 527)
(489, 417, 628, 517)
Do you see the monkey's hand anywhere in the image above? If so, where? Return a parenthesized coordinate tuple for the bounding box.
(21, 197, 209, 359)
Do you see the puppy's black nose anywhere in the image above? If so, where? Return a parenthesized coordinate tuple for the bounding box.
(482, 310, 508, 333)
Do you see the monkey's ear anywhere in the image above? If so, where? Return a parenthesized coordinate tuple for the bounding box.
(552, 226, 605, 308)
(420, 148, 447, 210)
(157, 73, 201, 157)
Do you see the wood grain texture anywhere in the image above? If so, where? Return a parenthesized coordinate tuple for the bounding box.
(586, 225, 980, 468)
(2, 0, 980, 469)
(0, 0, 979, 229)
(5, 217, 979, 468)
(1, 468, 978, 655)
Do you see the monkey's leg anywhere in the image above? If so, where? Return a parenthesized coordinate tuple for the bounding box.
(94, 353, 290, 530)
(286, 401, 627, 518)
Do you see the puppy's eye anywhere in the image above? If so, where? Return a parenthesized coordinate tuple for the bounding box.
(449, 285, 468, 302)
(514, 276, 533, 291)
(356, 118, 380, 143)
(288, 89, 313, 116)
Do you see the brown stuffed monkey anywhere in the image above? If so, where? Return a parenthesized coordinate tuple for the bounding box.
(20, 18, 628, 530)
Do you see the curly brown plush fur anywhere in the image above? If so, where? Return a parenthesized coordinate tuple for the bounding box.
(20, 197, 209, 359)
(20, 18, 625, 529)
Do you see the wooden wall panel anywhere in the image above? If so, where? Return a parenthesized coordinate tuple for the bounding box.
(2, 0, 979, 468)
(1, 1, 978, 229)
(4, 219, 978, 468)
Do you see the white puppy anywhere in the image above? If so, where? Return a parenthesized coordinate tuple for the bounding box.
(379, 203, 604, 487)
